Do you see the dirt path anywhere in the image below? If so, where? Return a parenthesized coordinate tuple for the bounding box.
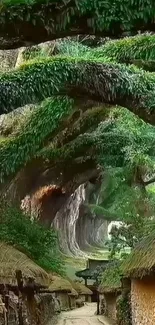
(55, 303, 109, 325)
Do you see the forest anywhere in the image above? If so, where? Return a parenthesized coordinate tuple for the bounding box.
(0, 1, 155, 325)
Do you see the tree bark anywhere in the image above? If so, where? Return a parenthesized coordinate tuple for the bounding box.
(1, 156, 100, 225)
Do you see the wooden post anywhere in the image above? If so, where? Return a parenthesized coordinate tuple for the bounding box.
(97, 291, 100, 315)
(16, 270, 24, 325)
(3, 306, 7, 325)
(4, 294, 9, 325)
(96, 277, 100, 315)
(0, 294, 7, 325)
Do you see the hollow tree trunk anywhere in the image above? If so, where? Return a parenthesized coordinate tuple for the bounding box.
(1, 157, 100, 226)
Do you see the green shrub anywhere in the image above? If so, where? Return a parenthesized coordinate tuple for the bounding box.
(116, 291, 132, 325)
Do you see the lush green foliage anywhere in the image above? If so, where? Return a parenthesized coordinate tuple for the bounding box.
(1, 38, 155, 184)
(0, 202, 64, 274)
(100, 261, 122, 290)
(1, 55, 155, 114)
(1, 35, 155, 185)
(0, 96, 73, 182)
(1, 22, 155, 273)
(51, 35, 155, 68)
(88, 108, 155, 256)
(0, 0, 154, 37)
(116, 292, 132, 325)
(90, 34, 155, 62)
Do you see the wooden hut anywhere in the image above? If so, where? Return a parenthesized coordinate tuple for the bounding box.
(122, 235, 155, 325)
(49, 275, 73, 311)
(0, 242, 50, 325)
(98, 262, 121, 321)
(71, 281, 93, 302)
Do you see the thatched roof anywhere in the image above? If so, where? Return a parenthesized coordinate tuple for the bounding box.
(70, 281, 93, 295)
(98, 262, 122, 293)
(121, 235, 155, 278)
(0, 242, 49, 286)
(68, 288, 78, 297)
(49, 275, 73, 293)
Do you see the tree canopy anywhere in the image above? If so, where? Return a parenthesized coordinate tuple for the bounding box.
(0, 11, 155, 225)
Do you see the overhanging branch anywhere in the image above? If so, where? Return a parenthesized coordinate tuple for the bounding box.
(0, 58, 155, 124)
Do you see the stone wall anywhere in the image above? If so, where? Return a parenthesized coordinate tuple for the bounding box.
(0, 293, 58, 325)
(38, 293, 57, 324)
(99, 294, 106, 315)
(131, 278, 155, 325)
(55, 292, 70, 311)
(104, 293, 117, 320)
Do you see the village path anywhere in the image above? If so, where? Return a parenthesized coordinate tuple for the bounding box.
(55, 303, 113, 325)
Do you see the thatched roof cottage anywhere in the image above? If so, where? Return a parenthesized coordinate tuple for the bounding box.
(98, 262, 122, 321)
(71, 281, 93, 302)
(0, 242, 50, 325)
(122, 234, 155, 325)
(49, 275, 74, 311)
(0, 242, 49, 287)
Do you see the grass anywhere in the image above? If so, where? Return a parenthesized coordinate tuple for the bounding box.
(63, 248, 110, 280)
(64, 255, 86, 280)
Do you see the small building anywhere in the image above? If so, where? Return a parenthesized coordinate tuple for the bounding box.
(76, 258, 110, 302)
(98, 262, 122, 321)
(76, 259, 110, 285)
(87, 258, 110, 271)
(0, 241, 50, 325)
(49, 275, 74, 311)
(122, 235, 155, 325)
(71, 281, 93, 302)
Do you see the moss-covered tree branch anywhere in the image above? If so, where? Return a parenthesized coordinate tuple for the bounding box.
(21, 34, 155, 72)
(0, 0, 155, 49)
(1, 57, 155, 124)
(0, 115, 127, 185)
(0, 96, 74, 182)
(52, 105, 110, 148)
(90, 34, 155, 72)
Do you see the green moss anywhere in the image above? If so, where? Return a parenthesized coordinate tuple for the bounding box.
(0, 96, 73, 182)
(0, 56, 155, 115)
(0, 0, 154, 38)
(116, 292, 132, 325)
(53, 106, 109, 148)
(90, 34, 155, 62)
(121, 233, 155, 278)
(100, 261, 122, 292)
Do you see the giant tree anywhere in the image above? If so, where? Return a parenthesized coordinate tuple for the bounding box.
(0, 17, 155, 224)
